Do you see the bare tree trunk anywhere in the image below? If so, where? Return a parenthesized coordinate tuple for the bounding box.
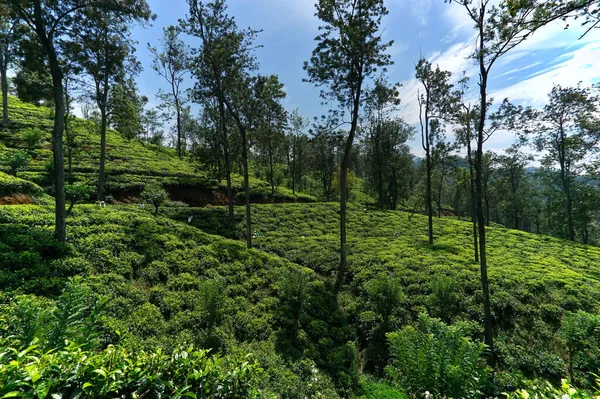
(176, 97, 182, 158)
(476, 57, 494, 362)
(98, 106, 108, 201)
(219, 99, 235, 225)
(0, 53, 8, 127)
(241, 125, 252, 249)
(337, 83, 362, 289)
(45, 40, 67, 241)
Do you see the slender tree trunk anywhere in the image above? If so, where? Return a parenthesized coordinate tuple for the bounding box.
(219, 99, 234, 225)
(290, 137, 296, 195)
(0, 53, 8, 127)
(98, 106, 108, 201)
(420, 94, 434, 245)
(337, 84, 362, 289)
(31, 0, 67, 241)
(42, 35, 67, 242)
(476, 62, 494, 361)
(437, 172, 444, 218)
(176, 97, 182, 158)
(241, 125, 252, 248)
(64, 80, 73, 184)
(558, 123, 575, 241)
(466, 121, 479, 262)
(269, 140, 275, 195)
(426, 153, 434, 244)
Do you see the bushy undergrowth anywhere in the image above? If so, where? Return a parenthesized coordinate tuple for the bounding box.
(0, 282, 263, 399)
(172, 203, 600, 390)
(0, 204, 343, 395)
(386, 314, 488, 399)
(0, 171, 43, 196)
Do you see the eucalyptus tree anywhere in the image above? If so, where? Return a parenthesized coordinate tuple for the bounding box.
(533, 84, 600, 241)
(6, 0, 152, 241)
(148, 26, 190, 158)
(254, 74, 287, 196)
(0, 5, 19, 126)
(443, 0, 585, 358)
(71, 9, 147, 200)
(184, 0, 260, 248)
(415, 58, 457, 243)
(287, 108, 310, 196)
(304, 0, 392, 287)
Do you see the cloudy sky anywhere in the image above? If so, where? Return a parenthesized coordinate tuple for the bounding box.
(131, 0, 600, 155)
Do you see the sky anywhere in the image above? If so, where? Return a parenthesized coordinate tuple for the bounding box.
(129, 0, 600, 156)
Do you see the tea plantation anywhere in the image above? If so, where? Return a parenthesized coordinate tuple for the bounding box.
(2, 96, 600, 397)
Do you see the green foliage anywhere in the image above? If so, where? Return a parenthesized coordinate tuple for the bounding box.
(561, 311, 600, 383)
(505, 379, 600, 399)
(142, 182, 168, 214)
(22, 127, 43, 150)
(65, 182, 91, 215)
(386, 314, 488, 399)
(360, 276, 404, 374)
(0, 171, 43, 196)
(0, 343, 261, 399)
(0, 149, 30, 176)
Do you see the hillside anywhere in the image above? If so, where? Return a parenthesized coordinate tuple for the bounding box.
(2, 96, 600, 397)
(173, 203, 600, 387)
(0, 96, 314, 205)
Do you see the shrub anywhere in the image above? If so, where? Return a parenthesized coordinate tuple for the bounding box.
(0, 150, 30, 176)
(142, 183, 168, 215)
(22, 127, 44, 150)
(386, 313, 488, 399)
(506, 379, 600, 399)
(361, 277, 404, 375)
(0, 343, 262, 399)
(561, 311, 600, 383)
(65, 182, 91, 215)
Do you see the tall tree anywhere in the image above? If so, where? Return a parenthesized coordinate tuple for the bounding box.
(533, 84, 599, 241)
(304, 0, 392, 287)
(0, 6, 19, 126)
(287, 108, 310, 196)
(148, 25, 190, 158)
(364, 80, 413, 210)
(7, 0, 151, 241)
(254, 74, 287, 196)
(496, 143, 533, 231)
(72, 9, 147, 200)
(415, 58, 456, 244)
(445, 0, 582, 360)
(109, 78, 147, 141)
(185, 0, 260, 248)
(453, 74, 479, 262)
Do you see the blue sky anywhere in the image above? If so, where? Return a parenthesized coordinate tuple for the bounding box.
(130, 0, 600, 155)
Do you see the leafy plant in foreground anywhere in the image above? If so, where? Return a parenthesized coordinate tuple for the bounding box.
(386, 313, 488, 399)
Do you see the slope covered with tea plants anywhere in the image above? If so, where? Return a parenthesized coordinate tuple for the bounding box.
(173, 203, 600, 389)
(0, 203, 347, 397)
(0, 96, 313, 205)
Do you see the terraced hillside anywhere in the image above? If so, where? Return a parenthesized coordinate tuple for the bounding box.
(0, 96, 314, 205)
